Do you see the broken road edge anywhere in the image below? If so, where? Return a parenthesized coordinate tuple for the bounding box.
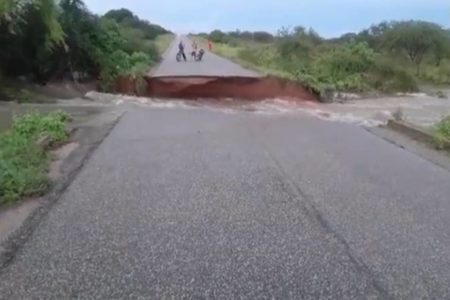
(386, 120, 450, 151)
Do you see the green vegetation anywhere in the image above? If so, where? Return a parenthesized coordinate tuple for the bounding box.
(0, 1, 171, 95)
(433, 116, 450, 150)
(201, 21, 450, 96)
(0, 111, 71, 205)
(155, 34, 176, 55)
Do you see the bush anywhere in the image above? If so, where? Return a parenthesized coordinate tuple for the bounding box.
(119, 26, 159, 60)
(0, 2, 169, 86)
(12, 110, 70, 143)
(238, 48, 260, 66)
(0, 134, 49, 204)
(99, 50, 152, 91)
(421, 62, 450, 84)
(204, 21, 450, 95)
(286, 43, 375, 93)
(315, 43, 375, 79)
(227, 38, 240, 47)
(99, 50, 130, 90)
(433, 116, 450, 149)
(0, 111, 71, 204)
(439, 63, 450, 83)
(253, 31, 274, 43)
(209, 30, 228, 43)
(369, 59, 418, 92)
(275, 39, 313, 76)
(436, 117, 450, 136)
(294, 42, 418, 93)
(238, 46, 277, 69)
(293, 71, 328, 95)
(128, 52, 152, 75)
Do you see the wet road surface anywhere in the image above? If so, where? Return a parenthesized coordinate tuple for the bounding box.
(1, 104, 450, 299)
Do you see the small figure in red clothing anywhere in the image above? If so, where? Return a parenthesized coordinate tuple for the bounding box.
(208, 40, 212, 51)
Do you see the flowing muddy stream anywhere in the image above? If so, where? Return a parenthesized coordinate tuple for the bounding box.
(2, 90, 450, 133)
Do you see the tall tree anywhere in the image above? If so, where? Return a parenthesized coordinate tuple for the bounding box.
(432, 31, 450, 66)
(0, 0, 64, 47)
(1, 0, 64, 80)
(385, 21, 447, 74)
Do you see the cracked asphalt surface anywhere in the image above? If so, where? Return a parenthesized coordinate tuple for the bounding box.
(1, 106, 450, 299)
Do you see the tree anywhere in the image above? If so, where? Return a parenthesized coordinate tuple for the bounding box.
(336, 33, 357, 43)
(0, 0, 64, 47)
(104, 8, 134, 23)
(385, 21, 447, 74)
(37, 0, 65, 48)
(0, 0, 65, 81)
(307, 28, 322, 45)
(209, 30, 227, 43)
(432, 31, 450, 66)
(0, 0, 20, 22)
(0, 0, 168, 89)
(104, 8, 170, 40)
(252, 31, 274, 43)
(239, 31, 253, 40)
(57, 0, 92, 78)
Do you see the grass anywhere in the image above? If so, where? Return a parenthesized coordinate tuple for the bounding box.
(193, 37, 329, 95)
(194, 37, 249, 66)
(213, 42, 243, 59)
(154, 34, 175, 56)
(0, 111, 71, 205)
(206, 40, 327, 95)
(433, 116, 450, 150)
(194, 37, 293, 79)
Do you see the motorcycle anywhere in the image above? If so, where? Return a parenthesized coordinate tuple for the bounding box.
(190, 49, 205, 62)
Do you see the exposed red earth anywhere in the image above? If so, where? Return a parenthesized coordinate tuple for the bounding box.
(116, 75, 319, 102)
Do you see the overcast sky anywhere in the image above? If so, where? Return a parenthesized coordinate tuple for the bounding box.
(83, 0, 450, 37)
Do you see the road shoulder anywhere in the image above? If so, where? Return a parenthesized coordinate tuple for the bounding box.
(0, 110, 124, 269)
(367, 125, 450, 172)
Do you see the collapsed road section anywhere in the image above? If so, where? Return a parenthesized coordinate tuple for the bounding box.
(115, 36, 320, 102)
(115, 75, 319, 102)
(145, 76, 319, 101)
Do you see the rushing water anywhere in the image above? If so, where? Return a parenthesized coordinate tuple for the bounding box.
(2, 90, 450, 133)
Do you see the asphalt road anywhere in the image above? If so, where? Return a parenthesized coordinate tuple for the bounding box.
(1, 105, 450, 299)
(150, 36, 261, 77)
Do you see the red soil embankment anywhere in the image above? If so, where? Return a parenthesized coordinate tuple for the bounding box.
(116, 76, 319, 102)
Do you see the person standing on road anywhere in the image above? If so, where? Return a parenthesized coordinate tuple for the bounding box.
(191, 41, 198, 59)
(178, 41, 187, 62)
(208, 40, 212, 51)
